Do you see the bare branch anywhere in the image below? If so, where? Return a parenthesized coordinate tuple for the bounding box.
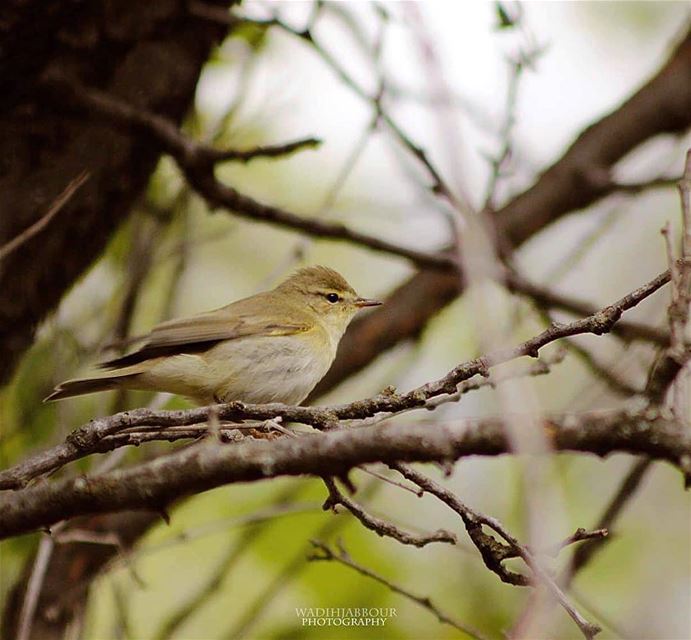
(506, 271, 669, 346)
(321, 477, 456, 548)
(0, 407, 688, 539)
(16, 535, 56, 640)
(211, 137, 322, 163)
(645, 149, 691, 404)
(6, 266, 684, 484)
(46, 75, 457, 271)
(0, 264, 678, 489)
(391, 465, 602, 639)
(671, 149, 691, 354)
(564, 148, 691, 591)
(391, 463, 529, 586)
(424, 349, 566, 410)
(543, 528, 609, 557)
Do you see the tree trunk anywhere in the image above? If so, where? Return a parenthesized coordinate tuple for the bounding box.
(0, 2, 232, 637)
(0, 0, 229, 384)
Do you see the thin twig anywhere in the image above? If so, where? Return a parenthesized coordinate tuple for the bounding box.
(356, 466, 424, 496)
(544, 528, 609, 557)
(645, 150, 691, 405)
(0, 171, 89, 262)
(16, 534, 56, 640)
(321, 477, 456, 547)
(564, 458, 652, 584)
(391, 463, 527, 585)
(482, 39, 539, 212)
(308, 540, 488, 640)
(505, 270, 669, 346)
(425, 349, 565, 409)
(212, 137, 322, 162)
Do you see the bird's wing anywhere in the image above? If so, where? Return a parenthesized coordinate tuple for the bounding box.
(100, 308, 310, 370)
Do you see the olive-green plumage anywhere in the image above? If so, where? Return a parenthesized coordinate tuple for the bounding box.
(45, 266, 380, 405)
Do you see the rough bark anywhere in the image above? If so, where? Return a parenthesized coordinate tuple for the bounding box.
(0, 2, 230, 637)
(1, 410, 688, 540)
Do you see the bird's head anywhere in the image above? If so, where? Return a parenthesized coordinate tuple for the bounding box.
(275, 265, 381, 336)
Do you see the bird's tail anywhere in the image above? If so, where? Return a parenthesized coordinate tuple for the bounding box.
(43, 373, 138, 402)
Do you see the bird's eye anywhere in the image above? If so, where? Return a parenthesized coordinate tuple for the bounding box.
(325, 293, 340, 303)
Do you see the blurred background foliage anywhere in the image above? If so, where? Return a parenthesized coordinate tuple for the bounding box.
(1, 1, 690, 639)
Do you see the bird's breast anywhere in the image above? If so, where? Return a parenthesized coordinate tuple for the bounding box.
(207, 331, 335, 404)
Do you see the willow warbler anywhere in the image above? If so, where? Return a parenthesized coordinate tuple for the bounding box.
(45, 266, 381, 405)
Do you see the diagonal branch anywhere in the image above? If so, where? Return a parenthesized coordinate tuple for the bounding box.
(314, 28, 691, 396)
(321, 477, 456, 548)
(0, 171, 90, 263)
(46, 75, 457, 272)
(308, 540, 488, 639)
(0, 264, 678, 489)
(391, 464, 602, 639)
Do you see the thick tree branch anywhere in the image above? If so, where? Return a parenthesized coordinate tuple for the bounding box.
(499, 31, 691, 246)
(0, 408, 688, 540)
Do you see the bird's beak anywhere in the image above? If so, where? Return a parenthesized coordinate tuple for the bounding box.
(354, 297, 382, 308)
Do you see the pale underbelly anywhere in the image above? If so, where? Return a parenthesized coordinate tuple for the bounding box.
(132, 335, 334, 405)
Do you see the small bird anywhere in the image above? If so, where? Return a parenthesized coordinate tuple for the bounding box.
(45, 266, 381, 405)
